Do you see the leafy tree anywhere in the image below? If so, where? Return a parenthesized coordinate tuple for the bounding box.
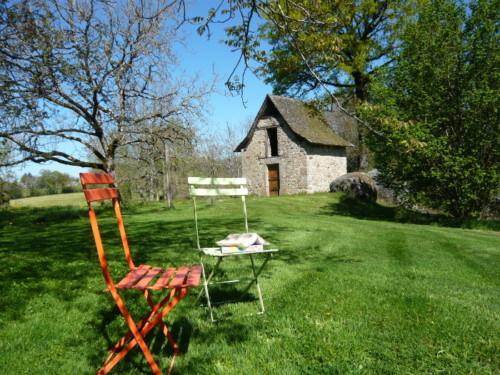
(0, 178, 11, 205)
(0, 0, 210, 173)
(37, 169, 73, 194)
(195, 1, 416, 100)
(0, 138, 18, 203)
(258, 0, 416, 102)
(194, 0, 417, 170)
(20, 173, 39, 190)
(360, 0, 499, 218)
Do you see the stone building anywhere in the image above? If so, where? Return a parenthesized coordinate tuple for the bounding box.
(235, 95, 351, 196)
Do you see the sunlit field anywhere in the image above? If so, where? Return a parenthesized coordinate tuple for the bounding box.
(1, 193, 498, 374)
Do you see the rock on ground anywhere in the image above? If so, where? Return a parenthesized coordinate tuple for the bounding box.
(329, 172, 377, 201)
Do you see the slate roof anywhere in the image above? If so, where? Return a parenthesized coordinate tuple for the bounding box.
(235, 94, 351, 152)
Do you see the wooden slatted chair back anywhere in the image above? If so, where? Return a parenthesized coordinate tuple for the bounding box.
(188, 177, 249, 250)
(80, 173, 136, 284)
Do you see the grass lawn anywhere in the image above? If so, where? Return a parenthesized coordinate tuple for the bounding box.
(10, 192, 86, 207)
(0, 193, 498, 374)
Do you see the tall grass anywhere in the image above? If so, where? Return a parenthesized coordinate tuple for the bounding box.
(0, 193, 498, 374)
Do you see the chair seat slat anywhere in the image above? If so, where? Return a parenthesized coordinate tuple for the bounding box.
(84, 188, 120, 202)
(151, 268, 177, 290)
(116, 265, 151, 289)
(168, 266, 190, 288)
(133, 267, 163, 289)
(185, 265, 202, 287)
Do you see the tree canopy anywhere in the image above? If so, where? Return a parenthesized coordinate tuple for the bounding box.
(360, 0, 499, 218)
(256, 0, 416, 102)
(195, 0, 498, 218)
(196, 0, 416, 104)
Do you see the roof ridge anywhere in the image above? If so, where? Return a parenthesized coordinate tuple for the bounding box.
(235, 94, 351, 151)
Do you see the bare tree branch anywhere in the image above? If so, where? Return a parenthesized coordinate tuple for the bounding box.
(1, 0, 210, 173)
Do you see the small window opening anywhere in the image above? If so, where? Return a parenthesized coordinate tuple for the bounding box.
(267, 128, 278, 157)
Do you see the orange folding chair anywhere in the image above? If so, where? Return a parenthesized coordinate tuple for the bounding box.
(80, 173, 201, 375)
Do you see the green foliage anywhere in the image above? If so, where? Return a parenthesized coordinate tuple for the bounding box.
(18, 171, 80, 197)
(37, 169, 74, 194)
(0, 138, 11, 165)
(0, 194, 498, 373)
(38, 169, 73, 194)
(0, 139, 15, 182)
(361, 0, 500, 219)
(0, 189, 9, 206)
(61, 185, 79, 194)
(250, 0, 417, 101)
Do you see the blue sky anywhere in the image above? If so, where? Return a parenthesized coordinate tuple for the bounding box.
(13, 2, 272, 178)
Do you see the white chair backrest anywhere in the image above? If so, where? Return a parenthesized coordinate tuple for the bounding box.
(188, 177, 248, 197)
(188, 177, 249, 249)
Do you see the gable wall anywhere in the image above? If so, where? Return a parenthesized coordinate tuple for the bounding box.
(241, 116, 308, 195)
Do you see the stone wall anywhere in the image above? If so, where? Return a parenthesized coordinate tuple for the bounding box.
(240, 117, 270, 196)
(305, 144, 347, 193)
(277, 120, 309, 195)
(240, 115, 347, 196)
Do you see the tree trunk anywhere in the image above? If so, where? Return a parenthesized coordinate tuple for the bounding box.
(163, 140, 173, 208)
(352, 71, 368, 102)
(147, 152, 156, 202)
(352, 71, 370, 170)
(104, 156, 115, 174)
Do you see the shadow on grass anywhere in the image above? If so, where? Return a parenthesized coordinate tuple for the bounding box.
(0, 205, 87, 228)
(0, 199, 365, 373)
(322, 194, 500, 231)
(0, 206, 95, 320)
(0, 204, 211, 373)
(198, 284, 259, 307)
(0, 199, 363, 357)
(92, 306, 197, 374)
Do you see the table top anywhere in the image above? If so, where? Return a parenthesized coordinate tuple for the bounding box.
(200, 247, 279, 257)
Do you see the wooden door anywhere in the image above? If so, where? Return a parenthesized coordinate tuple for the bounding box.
(268, 164, 280, 196)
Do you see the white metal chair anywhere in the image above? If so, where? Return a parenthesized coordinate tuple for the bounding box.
(188, 177, 278, 322)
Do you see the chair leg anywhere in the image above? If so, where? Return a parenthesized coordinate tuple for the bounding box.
(197, 257, 223, 322)
(249, 255, 265, 314)
(99, 288, 188, 374)
(104, 288, 177, 359)
(239, 254, 272, 313)
(100, 292, 162, 374)
(198, 255, 273, 321)
(142, 290, 179, 352)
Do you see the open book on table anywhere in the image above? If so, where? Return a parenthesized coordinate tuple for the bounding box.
(216, 233, 270, 254)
